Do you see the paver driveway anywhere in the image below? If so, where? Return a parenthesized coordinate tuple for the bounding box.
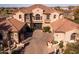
(24, 30, 54, 54)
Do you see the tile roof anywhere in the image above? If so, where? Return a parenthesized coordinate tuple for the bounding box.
(0, 18, 26, 32)
(26, 4, 52, 13)
(13, 4, 64, 14)
(14, 4, 53, 14)
(8, 18, 26, 32)
(51, 18, 79, 32)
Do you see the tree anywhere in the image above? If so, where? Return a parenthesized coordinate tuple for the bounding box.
(54, 6, 61, 10)
(43, 26, 51, 33)
(59, 41, 64, 48)
(73, 7, 79, 20)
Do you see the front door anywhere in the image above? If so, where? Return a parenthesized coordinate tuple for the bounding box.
(34, 23, 42, 29)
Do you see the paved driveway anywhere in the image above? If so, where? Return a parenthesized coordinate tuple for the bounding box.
(24, 30, 54, 54)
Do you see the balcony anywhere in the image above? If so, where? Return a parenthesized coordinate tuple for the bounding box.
(33, 20, 43, 23)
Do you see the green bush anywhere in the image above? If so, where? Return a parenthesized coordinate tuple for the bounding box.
(64, 42, 79, 54)
(43, 26, 51, 33)
(52, 40, 58, 44)
(59, 41, 64, 48)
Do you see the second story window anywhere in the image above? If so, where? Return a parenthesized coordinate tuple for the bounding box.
(47, 14, 50, 19)
(35, 14, 41, 20)
(53, 15, 56, 19)
(19, 15, 22, 19)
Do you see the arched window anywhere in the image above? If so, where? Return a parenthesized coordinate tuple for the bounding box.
(71, 33, 77, 40)
(35, 14, 40, 20)
(53, 15, 56, 19)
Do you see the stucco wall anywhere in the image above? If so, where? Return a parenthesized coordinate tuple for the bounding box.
(13, 8, 62, 24)
(11, 32, 19, 43)
(32, 8, 45, 22)
(65, 29, 79, 42)
(50, 12, 60, 22)
(54, 33, 65, 42)
(54, 29, 79, 43)
(13, 11, 25, 22)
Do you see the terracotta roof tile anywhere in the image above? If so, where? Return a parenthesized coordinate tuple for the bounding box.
(51, 18, 79, 32)
(13, 4, 64, 14)
(14, 4, 53, 14)
(0, 18, 26, 32)
(8, 18, 26, 32)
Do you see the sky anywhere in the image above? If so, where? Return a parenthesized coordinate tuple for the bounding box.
(0, 4, 79, 7)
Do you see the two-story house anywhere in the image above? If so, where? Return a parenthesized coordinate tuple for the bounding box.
(13, 4, 63, 30)
(12, 4, 79, 43)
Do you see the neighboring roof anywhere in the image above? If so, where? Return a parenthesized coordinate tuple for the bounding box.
(51, 18, 79, 32)
(0, 18, 26, 32)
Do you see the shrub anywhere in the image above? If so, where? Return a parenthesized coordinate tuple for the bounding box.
(43, 26, 51, 33)
(52, 40, 58, 44)
(59, 41, 64, 48)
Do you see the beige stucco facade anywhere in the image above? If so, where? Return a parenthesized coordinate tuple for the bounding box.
(54, 32, 65, 42)
(53, 29, 79, 43)
(13, 11, 25, 22)
(12, 5, 79, 43)
(11, 32, 19, 43)
(65, 29, 79, 42)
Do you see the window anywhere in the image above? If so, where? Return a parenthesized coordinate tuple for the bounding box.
(53, 15, 56, 19)
(47, 14, 50, 19)
(19, 15, 22, 19)
(71, 33, 77, 40)
(35, 14, 40, 20)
